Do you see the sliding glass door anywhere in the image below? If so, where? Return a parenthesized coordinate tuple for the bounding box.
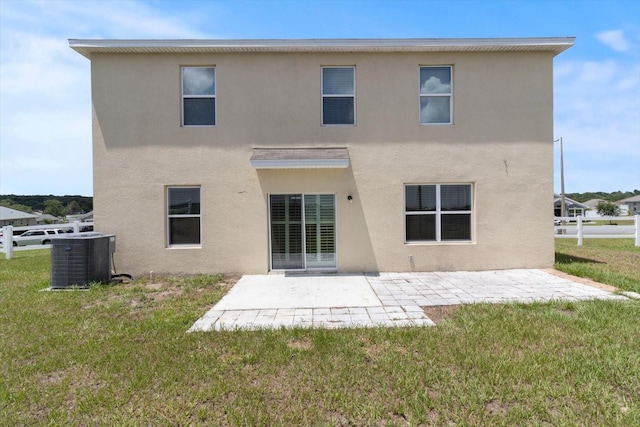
(270, 194, 336, 270)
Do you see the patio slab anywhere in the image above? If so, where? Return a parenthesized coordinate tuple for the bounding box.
(213, 274, 381, 310)
(188, 269, 628, 332)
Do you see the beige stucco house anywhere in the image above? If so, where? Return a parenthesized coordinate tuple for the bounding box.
(617, 195, 640, 215)
(70, 37, 573, 276)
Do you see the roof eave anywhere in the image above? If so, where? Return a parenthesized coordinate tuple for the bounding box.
(69, 37, 575, 59)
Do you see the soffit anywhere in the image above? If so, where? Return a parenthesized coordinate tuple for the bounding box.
(69, 37, 575, 59)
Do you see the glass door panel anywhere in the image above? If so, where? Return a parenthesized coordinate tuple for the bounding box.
(270, 194, 336, 270)
(304, 194, 336, 269)
(270, 195, 304, 270)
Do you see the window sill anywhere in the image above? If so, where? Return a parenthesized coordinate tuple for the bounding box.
(405, 241, 474, 245)
(166, 245, 202, 249)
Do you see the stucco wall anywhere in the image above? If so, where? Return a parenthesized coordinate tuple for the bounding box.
(90, 50, 555, 275)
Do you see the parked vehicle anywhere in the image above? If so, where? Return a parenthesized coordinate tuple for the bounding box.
(12, 229, 68, 246)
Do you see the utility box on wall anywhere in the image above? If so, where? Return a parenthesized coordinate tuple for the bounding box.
(50, 234, 116, 289)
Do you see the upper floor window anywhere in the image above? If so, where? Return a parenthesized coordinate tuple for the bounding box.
(167, 186, 201, 246)
(182, 67, 216, 126)
(405, 183, 472, 242)
(420, 66, 452, 125)
(322, 67, 355, 126)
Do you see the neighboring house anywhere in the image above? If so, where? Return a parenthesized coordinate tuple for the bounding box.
(554, 194, 588, 217)
(0, 206, 38, 227)
(70, 37, 574, 275)
(582, 199, 607, 219)
(66, 211, 94, 222)
(582, 197, 630, 218)
(36, 213, 62, 224)
(583, 199, 606, 210)
(616, 195, 640, 215)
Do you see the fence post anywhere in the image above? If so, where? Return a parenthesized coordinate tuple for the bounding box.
(2, 225, 13, 260)
(635, 215, 640, 247)
(73, 221, 80, 233)
(577, 215, 583, 246)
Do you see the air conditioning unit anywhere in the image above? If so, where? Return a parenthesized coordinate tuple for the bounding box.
(50, 234, 116, 289)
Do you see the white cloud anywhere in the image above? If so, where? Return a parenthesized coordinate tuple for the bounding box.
(554, 57, 640, 193)
(0, 0, 216, 195)
(596, 29, 631, 52)
(420, 76, 450, 94)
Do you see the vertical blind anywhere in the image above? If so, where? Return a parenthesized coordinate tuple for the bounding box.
(270, 194, 336, 270)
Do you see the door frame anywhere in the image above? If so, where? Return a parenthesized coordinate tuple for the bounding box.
(268, 193, 338, 272)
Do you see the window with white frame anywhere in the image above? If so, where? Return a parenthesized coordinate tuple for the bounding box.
(405, 184, 472, 242)
(419, 66, 452, 124)
(182, 67, 216, 126)
(167, 186, 201, 246)
(322, 67, 355, 125)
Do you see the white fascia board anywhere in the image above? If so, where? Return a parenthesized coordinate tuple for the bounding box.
(69, 37, 576, 59)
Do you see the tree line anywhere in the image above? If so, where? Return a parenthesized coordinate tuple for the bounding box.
(0, 195, 92, 217)
(565, 190, 640, 203)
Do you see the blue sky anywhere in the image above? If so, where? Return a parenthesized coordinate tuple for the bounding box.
(1, 0, 638, 196)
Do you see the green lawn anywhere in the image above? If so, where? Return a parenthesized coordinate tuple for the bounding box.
(555, 238, 640, 293)
(1, 249, 639, 425)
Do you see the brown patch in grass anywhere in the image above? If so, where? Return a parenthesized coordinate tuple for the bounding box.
(51, 366, 102, 390)
(358, 336, 388, 359)
(81, 274, 237, 312)
(485, 398, 507, 416)
(35, 365, 106, 413)
(422, 305, 460, 324)
(555, 307, 578, 317)
(287, 338, 313, 351)
(387, 411, 409, 424)
(395, 346, 410, 356)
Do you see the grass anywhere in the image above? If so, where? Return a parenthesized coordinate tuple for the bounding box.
(584, 218, 635, 226)
(555, 238, 640, 293)
(1, 249, 639, 425)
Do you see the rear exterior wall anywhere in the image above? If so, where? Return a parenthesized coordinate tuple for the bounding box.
(90, 50, 555, 275)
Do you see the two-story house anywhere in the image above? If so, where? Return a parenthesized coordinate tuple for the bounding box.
(70, 37, 574, 276)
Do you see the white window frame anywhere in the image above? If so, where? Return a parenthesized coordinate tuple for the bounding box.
(404, 183, 473, 243)
(181, 66, 216, 127)
(419, 66, 453, 125)
(321, 66, 356, 126)
(166, 186, 202, 248)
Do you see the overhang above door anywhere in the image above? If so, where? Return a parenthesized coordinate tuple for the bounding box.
(250, 148, 349, 169)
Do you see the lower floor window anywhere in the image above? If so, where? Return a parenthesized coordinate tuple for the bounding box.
(167, 186, 201, 246)
(405, 184, 472, 242)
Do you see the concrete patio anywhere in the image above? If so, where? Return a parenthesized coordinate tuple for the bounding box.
(188, 269, 628, 332)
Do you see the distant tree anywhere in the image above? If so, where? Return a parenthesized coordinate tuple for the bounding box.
(0, 199, 33, 213)
(43, 199, 65, 217)
(596, 201, 621, 224)
(65, 200, 83, 215)
(0, 195, 93, 212)
(566, 191, 638, 203)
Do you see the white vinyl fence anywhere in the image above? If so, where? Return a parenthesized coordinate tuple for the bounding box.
(1, 222, 94, 259)
(554, 215, 640, 246)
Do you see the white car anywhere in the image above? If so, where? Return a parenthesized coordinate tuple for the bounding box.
(13, 229, 68, 246)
